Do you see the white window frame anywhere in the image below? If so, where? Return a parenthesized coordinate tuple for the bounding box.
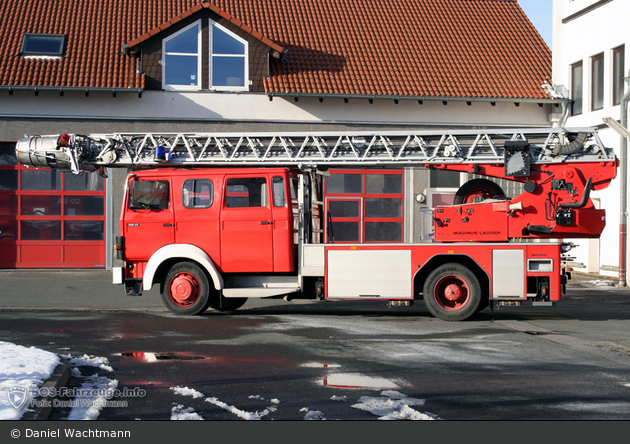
(209, 21, 249, 91)
(162, 20, 202, 91)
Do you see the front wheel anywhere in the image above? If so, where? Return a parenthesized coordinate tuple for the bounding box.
(161, 261, 212, 315)
(423, 263, 481, 321)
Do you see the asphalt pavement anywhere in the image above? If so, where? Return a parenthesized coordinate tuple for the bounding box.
(2, 268, 630, 420)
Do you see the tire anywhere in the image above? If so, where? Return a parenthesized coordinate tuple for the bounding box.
(208, 297, 248, 312)
(161, 261, 213, 315)
(453, 179, 506, 205)
(423, 263, 481, 321)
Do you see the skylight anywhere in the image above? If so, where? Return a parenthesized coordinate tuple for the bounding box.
(20, 34, 66, 57)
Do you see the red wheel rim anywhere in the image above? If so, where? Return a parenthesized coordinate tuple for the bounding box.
(463, 189, 494, 204)
(169, 272, 200, 307)
(433, 274, 470, 311)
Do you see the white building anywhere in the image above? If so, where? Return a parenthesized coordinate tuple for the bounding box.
(553, 0, 629, 281)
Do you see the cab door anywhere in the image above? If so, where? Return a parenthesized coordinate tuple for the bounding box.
(220, 174, 274, 272)
(123, 177, 174, 261)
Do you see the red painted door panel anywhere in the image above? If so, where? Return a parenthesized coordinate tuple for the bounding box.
(123, 179, 175, 261)
(220, 175, 274, 272)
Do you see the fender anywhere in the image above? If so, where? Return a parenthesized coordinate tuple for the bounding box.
(143, 244, 224, 292)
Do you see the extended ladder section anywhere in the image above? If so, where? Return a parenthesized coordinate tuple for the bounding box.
(15, 128, 615, 174)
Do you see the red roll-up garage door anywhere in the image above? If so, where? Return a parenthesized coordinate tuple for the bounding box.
(0, 143, 106, 268)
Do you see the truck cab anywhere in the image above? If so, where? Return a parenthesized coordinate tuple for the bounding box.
(115, 167, 301, 313)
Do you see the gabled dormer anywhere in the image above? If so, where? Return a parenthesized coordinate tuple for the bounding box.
(126, 2, 284, 93)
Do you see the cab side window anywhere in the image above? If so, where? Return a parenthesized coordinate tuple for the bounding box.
(183, 179, 213, 209)
(226, 177, 267, 208)
(272, 176, 285, 207)
(130, 180, 169, 210)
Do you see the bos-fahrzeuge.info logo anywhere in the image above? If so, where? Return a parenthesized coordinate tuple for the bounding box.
(4, 386, 146, 410)
(6, 386, 29, 411)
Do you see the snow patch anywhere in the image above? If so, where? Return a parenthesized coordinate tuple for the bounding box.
(0, 341, 60, 420)
(301, 407, 326, 420)
(171, 386, 204, 399)
(352, 390, 440, 420)
(65, 354, 114, 372)
(171, 404, 204, 420)
(64, 374, 119, 421)
(205, 396, 275, 420)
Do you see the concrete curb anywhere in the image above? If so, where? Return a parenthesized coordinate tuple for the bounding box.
(21, 357, 71, 421)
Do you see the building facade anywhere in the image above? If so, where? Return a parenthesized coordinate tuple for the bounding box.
(553, 0, 629, 278)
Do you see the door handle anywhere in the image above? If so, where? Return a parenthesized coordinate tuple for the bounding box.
(260, 221, 272, 225)
(163, 223, 174, 227)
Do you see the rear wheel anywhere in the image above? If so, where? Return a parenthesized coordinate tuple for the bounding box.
(454, 179, 506, 205)
(423, 263, 481, 321)
(161, 262, 212, 315)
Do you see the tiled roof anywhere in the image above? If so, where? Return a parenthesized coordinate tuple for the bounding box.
(126, 2, 285, 56)
(0, 0, 553, 100)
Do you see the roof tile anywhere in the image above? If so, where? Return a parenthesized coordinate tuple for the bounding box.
(0, 0, 552, 99)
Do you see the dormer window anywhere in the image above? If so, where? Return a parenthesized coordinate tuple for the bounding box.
(161, 19, 249, 91)
(210, 22, 248, 90)
(162, 21, 201, 90)
(21, 33, 66, 58)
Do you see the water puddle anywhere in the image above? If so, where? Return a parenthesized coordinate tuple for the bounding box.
(118, 352, 207, 362)
(302, 362, 400, 390)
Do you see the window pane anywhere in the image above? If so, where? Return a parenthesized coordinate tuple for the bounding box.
(64, 172, 104, 191)
(21, 195, 61, 215)
(130, 180, 169, 210)
(64, 221, 104, 241)
(329, 200, 359, 217)
(183, 180, 213, 209)
(21, 169, 61, 190)
(366, 174, 402, 194)
(429, 169, 460, 188)
(614, 47, 625, 106)
(21, 220, 61, 240)
(212, 56, 245, 87)
(365, 198, 402, 218)
(64, 196, 104, 216)
(0, 195, 17, 215)
(213, 26, 245, 55)
(329, 221, 359, 242)
(165, 26, 198, 54)
(272, 177, 285, 207)
(0, 171, 18, 190)
(0, 219, 17, 240)
(326, 174, 363, 193)
(165, 54, 198, 86)
(22, 34, 65, 55)
(571, 62, 583, 115)
(226, 178, 267, 208)
(592, 55, 604, 111)
(0, 145, 18, 165)
(365, 222, 402, 242)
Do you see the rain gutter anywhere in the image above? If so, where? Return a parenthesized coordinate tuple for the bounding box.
(0, 86, 144, 97)
(267, 92, 565, 106)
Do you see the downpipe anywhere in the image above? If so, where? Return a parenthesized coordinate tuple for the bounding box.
(619, 73, 630, 287)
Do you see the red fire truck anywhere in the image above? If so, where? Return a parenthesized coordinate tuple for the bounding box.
(15, 128, 618, 320)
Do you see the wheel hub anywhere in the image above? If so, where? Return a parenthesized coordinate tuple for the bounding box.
(170, 273, 199, 305)
(443, 283, 463, 302)
(434, 275, 470, 310)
